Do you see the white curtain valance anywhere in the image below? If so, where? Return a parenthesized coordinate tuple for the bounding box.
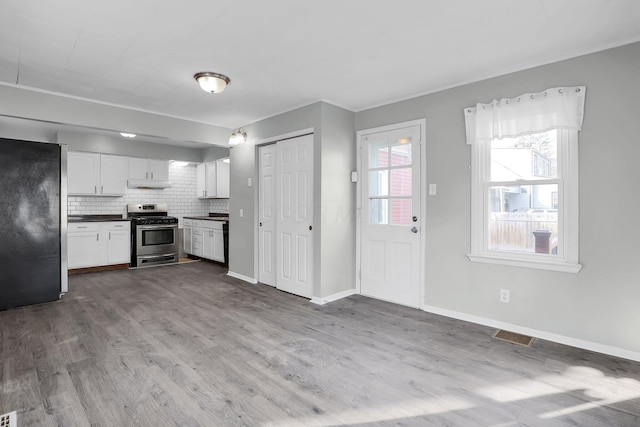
(464, 86, 586, 145)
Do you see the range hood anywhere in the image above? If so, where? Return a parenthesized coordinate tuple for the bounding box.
(127, 178, 172, 189)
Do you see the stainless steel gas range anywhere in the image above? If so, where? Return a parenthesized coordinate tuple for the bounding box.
(127, 204, 179, 268)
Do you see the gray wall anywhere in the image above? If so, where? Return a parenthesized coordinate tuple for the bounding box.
(202, 145, 232, 163)
(58, 131, 205, 162)
(0, 84, 231, 146)
(318, 103, 356, 298)
(356, 41, 640, 353)
(228, 102, 357, 299)
(228, 103, 322, 286)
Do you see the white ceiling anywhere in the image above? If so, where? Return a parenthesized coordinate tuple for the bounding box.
(1, 0, 639, 130)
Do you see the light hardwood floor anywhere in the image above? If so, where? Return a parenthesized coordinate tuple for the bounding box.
(2, 261, 640, 426)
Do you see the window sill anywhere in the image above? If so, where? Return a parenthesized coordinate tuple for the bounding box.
(467, 253, 582, 273)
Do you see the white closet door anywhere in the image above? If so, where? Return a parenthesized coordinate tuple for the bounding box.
(276, 134, 314, 298)
(258, 144, 277, 286)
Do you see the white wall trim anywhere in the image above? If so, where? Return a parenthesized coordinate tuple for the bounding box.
(227, 271, 258, 284)
(423, 304, 640, 363)
(310, 289, 357, 305)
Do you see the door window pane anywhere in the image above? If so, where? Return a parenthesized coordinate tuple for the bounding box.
(489, 184, 558, 254)
(390, 168, 411, 196)
(369, 140, 389, 168)
(390, 140, 412, 166)
(390, 199, 412, 225)
(369, 199, 388, 225)
(369, 170, 388, 197)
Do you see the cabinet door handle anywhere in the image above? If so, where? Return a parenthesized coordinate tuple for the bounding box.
(109, 232, 111, 240)
(97, 233, 99, 241)
(151, 172, 154, 179)
(101, 185, 103, 194)
(146, 172, 149, 179)
(94, 185, 97, 194)
(77, 226, 87, 229)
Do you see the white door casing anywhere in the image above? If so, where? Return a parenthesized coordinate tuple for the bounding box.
(358, 121, 424, 308)
(258, 143, 277, 286)
(275, 134, 314, 298)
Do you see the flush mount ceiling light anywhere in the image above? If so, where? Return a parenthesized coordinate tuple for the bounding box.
(120, 132, 136, 138)
(229, 128, 247, 146)
(194, 72, 230, 93)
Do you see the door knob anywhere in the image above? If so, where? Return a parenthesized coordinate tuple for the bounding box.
(411, 226, 418, 233)
(259, 222, 262, 227)
(309, 225, 313, 231)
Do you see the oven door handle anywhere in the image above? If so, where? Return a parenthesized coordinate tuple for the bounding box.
(136, 224, 178, 231)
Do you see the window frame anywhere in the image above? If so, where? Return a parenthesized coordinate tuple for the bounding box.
(468, 128, 581, 273)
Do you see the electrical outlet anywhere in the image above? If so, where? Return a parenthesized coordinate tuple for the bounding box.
(500, 289, 510, 303)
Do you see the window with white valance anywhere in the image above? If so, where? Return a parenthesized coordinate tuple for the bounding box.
(464, 86, 586, 273)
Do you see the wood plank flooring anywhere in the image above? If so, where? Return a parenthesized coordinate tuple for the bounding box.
(2, 261, 640, 426)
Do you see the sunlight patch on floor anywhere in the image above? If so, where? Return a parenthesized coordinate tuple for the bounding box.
(475, 365, 640, 419)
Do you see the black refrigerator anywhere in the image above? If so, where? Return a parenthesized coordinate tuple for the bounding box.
(0, 137, 67, 311)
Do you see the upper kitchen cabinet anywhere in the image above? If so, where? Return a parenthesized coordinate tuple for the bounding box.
(68, 152, 129, 196)
(197, 159, 229, 198)
(129, 158, 169, 181)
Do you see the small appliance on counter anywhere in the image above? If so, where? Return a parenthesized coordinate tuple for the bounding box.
(127, 203, 179, 268)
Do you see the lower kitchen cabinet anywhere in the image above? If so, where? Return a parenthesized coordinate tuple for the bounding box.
(183, 219, 224, 263)
(68, 221, 130, 269)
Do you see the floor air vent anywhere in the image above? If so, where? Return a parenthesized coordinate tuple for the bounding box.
(493, 330, 535, 347)
(0, 411, 17, 427)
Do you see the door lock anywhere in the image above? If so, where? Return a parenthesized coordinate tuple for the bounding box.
(412, 216, 418, 222)
(411, 226, 418, 233)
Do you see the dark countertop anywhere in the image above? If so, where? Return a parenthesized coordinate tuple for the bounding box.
(68, 215, 129, 222)
(184, 215, 229, 222)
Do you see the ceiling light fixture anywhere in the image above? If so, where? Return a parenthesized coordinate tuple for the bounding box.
(120, 132, 136, 138)
(171, 161, 189, 167)
(229, 128, 247, 146)
(194, 72, 230, 93)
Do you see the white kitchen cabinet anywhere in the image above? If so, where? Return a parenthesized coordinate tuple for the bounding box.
(196, 159, 229, 198)
(129, 158, 169, 181)
(182, 219, 225, 263)
(67, 223, 101, 268)
(106, 222, 131, 264)
(68, 152, 128, 196)
(68, 221, 130, 269)
(100, 155, 130, 195)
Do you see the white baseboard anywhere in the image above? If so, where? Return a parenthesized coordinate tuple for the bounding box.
(423, 304, 640, 363)
(310, 289, 357, 305)
(227, 271, 258, 284)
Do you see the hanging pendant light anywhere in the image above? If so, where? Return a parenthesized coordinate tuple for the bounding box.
(194, 72, 230, 93)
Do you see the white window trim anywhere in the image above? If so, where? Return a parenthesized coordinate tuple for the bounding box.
(467, 129, 581, 273)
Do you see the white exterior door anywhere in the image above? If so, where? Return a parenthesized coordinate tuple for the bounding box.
(258, 144, 277, 286)
(276, 134, 314, 298)
(360, 123, 423, 308)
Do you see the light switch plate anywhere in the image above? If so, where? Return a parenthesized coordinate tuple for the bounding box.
(239, 208, 244, 218)
(247, 177, 252, 187)
(429, 184, 437, 195)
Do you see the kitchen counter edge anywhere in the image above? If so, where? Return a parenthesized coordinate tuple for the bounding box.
(68, 215, 129, 223)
